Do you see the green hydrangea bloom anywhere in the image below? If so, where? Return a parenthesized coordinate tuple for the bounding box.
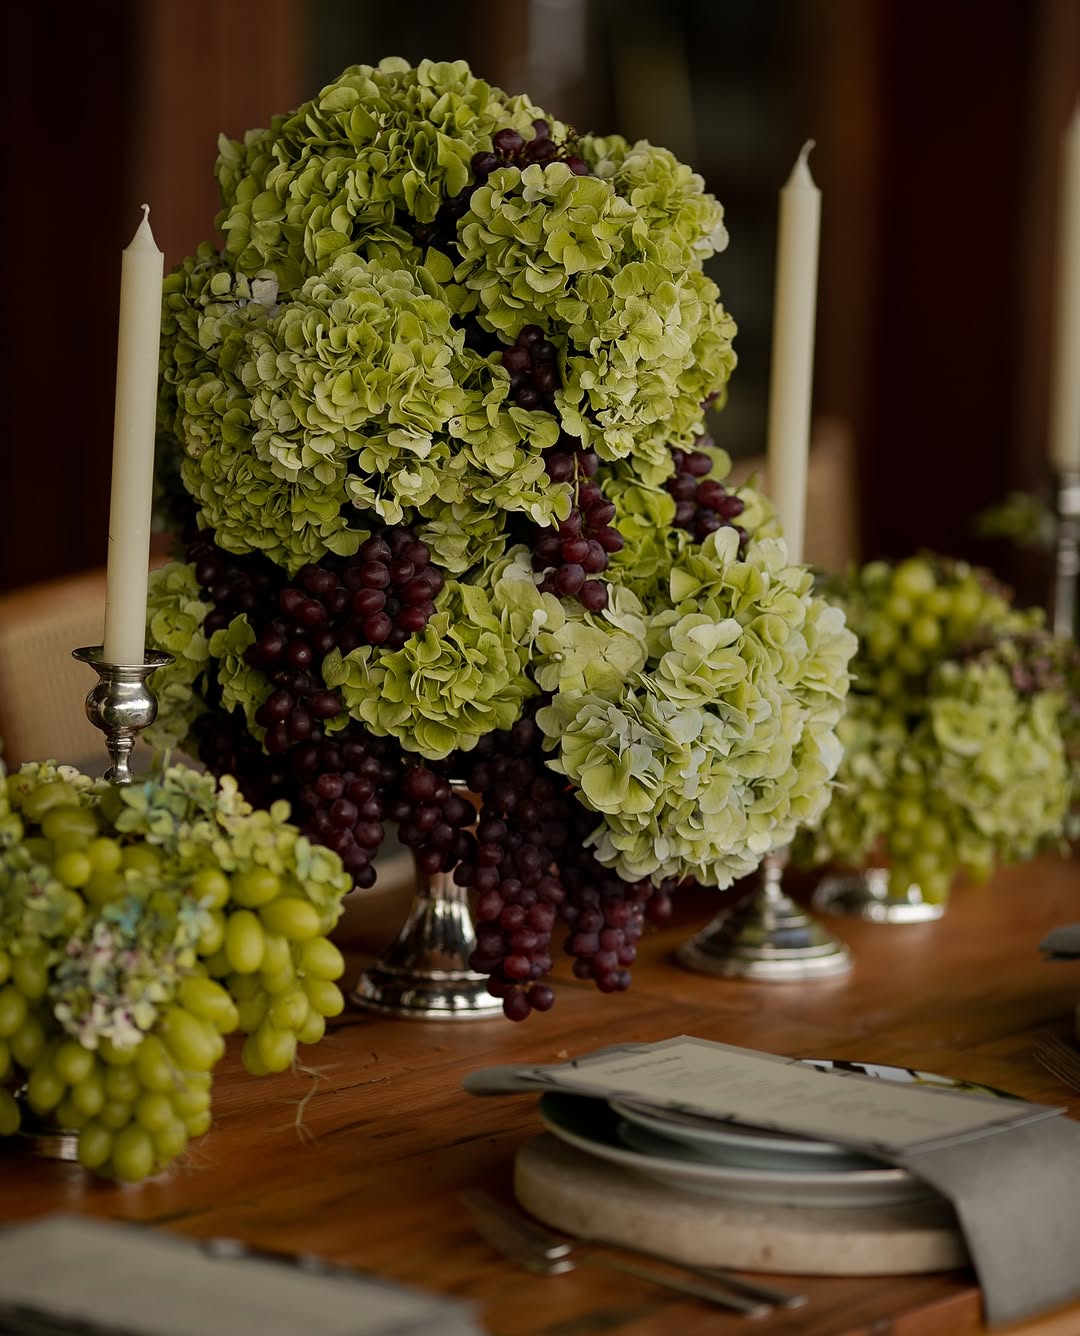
(588, 138, 728, 264)
(158, 58, 738, 567)
(483, 548, 650, 695)
(537, 528, 857, 886)
(414, 496, 511, 575)
(323, 580, 536, 759)
(453, 152, 736, 468)
(142, 561, 212, 754)
(209, 616, 271, 737)
(603, 450, 775, 607)
(930, 657, 1068, 862)
(162, 247, 576, 574)
(216, 58, 555, 292)
(603, 469, 685, 603)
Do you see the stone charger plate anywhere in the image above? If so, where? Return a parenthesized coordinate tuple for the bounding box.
(514, 1129, 968, 1276)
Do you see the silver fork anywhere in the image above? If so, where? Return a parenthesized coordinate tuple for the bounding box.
(460, 1188, 806, 1315)
(1032, 1031, 1080, 1095)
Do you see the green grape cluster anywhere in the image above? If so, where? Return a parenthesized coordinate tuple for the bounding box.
(0, 762, 352, 1181)
(840, 555, 1026, 696)
(192, 864, 346, 1077)
(795, 555, 1072, 901)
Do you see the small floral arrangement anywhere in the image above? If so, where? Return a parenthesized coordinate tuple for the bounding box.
(148, 58, 857, 1019)
(0, 760, 352, 1181)
(793, 555, 1077, 901)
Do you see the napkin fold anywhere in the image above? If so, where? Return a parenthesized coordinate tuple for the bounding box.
(898, 1117, 1080, 1326)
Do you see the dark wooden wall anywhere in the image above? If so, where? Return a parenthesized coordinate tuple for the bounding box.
(851, 1, 1074, 589)
(5, 2, 135, 589)
(2, 0, 304, 594)
(3, 1, 1077, 602)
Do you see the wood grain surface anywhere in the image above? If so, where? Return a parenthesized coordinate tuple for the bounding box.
(2, 856, 1079, 1336)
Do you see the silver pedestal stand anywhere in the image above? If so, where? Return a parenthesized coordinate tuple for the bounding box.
(811, 865, 944, 924)
(350, 858, 503, 1020)
(15, 1108, 81, 1162)
(1053, 470, 1080, 642)
(676, 847, 852, 981)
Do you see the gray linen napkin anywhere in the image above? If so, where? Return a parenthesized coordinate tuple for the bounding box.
(897, 1118, 1080, 1326)
(1040, 923, 1080, 957)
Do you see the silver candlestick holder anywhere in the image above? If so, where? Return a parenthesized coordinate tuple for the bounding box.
(1052, 469, 1080, 641)
(676, 845, 852, 981)
(72, 646, 173, 784)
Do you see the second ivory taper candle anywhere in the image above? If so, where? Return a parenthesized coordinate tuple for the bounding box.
(765, 141, 821, 566)
(102, 205, 164, 665)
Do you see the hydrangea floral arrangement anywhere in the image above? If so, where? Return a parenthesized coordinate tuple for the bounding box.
(793, 555, 1077, 902)
(0, 759, 352, 1181)
(147, 58, 857, 1020)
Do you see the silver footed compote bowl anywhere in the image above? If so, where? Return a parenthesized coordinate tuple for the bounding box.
(676, 846, 852, 981)
(350, 781, 503, 1020)
(349, 851, 505, 1020)
(811, 864, 945, 923)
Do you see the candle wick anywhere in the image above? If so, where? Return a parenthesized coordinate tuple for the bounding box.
(140, 202, 151, 223)
(798, 139, 816, 169)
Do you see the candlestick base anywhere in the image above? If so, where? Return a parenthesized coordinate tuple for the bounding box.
(1052, 470, 1080, 641)
(72, 647, 173, 785)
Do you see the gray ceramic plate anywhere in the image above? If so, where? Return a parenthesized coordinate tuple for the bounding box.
(538, 1092, 932, 1208)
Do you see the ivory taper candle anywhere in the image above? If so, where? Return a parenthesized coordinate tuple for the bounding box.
(102, 205, 164, 665)
(1049, 104, 1080, 473)
(765, 141, 821, 565)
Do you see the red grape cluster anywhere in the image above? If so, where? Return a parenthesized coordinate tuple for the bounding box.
(456, 717, 570, 1019)
(449, 710, 670, 1020)
(187, 533, 279, 636)
(193, 693, 402, 889)
(554, 788, 682, 998)
(288, 730, 402, 886)
(500, 324, 561, 412)
(666, 438, 748, 548)
(186, 527, 456, 886)
(193, 705, 286, 812)
(529, 439, 622, 612)
(474, 121, 589, 178)
(219, 526, 437, 759)
(384, 765, 479, 877)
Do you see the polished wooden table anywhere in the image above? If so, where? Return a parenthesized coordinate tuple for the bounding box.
(3, 857, 1080, 1336)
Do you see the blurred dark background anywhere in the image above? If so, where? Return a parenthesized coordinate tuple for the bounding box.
(5, 0, 1078, 604)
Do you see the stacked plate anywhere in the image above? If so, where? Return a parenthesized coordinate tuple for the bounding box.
(537, 1060, 1011, 1209)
